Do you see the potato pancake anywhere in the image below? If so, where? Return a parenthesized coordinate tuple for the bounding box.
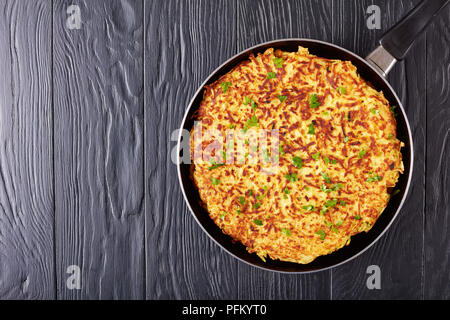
(190, 46, 403, 264)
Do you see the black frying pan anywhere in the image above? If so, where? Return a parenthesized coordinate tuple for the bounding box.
(177, 0, 448, 273)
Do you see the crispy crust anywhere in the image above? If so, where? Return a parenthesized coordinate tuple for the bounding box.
(191, 47, 403, 264)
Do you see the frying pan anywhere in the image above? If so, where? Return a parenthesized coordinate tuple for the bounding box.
(177, 0, 449, 273)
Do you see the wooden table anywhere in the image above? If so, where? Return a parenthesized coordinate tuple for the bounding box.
(0, 0, 448, 300)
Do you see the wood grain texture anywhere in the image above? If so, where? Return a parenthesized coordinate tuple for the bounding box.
(0, 0, 55, 299)
(53, 0, 145, 299)
(0, 0, 448, 300)
(331, 0, 425, 299)
(145, 0, 240, 300)
(424, 3, 450, 300)
(235, 0, 333, 300)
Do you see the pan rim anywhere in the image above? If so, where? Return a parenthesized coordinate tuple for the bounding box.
(176, 38, 414, 274)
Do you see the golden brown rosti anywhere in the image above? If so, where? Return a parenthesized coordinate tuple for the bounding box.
(190, 46, 403, 264)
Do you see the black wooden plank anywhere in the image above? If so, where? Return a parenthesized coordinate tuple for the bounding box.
(0, 0, 55, 299)
(53, 0, 145, 299)
(424, 4, 450, 300)
(145, 0, 240, 299)
(235, 0, 333, 300)
(331, 0, 425, 299)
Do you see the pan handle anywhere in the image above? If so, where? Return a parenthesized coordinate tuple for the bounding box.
(366, 0, 449, 76)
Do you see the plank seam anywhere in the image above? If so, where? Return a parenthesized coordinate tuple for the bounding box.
(51, 0, 57, 301)
(421, 31, 427, 301)
(143, 0, 147, 300)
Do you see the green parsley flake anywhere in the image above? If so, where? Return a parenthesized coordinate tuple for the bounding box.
(239, 196, 246, 205)
(243, 115, 259, 132)
(331, 183, 343, 191)
(308, 123, 315, 135)
(321, 172, 331, 184)
(312, 152, 320, 160)
(367, 175, 382, 182)
(316, 229, 326, 240)
(210, 177, 220, 185)
(220, 81, 231, 93)
(281, 228, 292, 236)
(267, 72, 276, 79)
(337, 87, 346, 94)
(208, 163, 224, 170)
(253, 219, 263, 226)
(278, 95, 287, 102)
(324, 199, 338, 208)
(292, 156, 303, 169)
(358, 148, 367, 159)
(309, 94, 321, 108)
(285, 173, 298, 182)
(274, 57, 284, 68)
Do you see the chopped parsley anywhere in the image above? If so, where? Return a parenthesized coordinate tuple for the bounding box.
(309, 94, 321, 108)
(321, 172, 331, 184)
(244, 97, 257, 110)
(228, 124, 235, 129)
(390, 105, 398, 116)
(302, 205, 316, 211)
(312, 152, 320, 160)
(253, 202, 261, 209)
(208, 163, 224, 170)
(344, 136, 349, 143)
(308, 123, 315, 135)
(354, 215, 361, 220)
(292, 156, 303, 169)
(339, 200, 346, 206)
(277, 95, 287, 102)
(253, 219, 263, 226)
(220, 81, 231, 93)
(371, 108, 379, 115)
(274, 57, 284, 68)
(243, 115, 259, 132)
(210, 177, 220, 185)
(316, 229, 326, 240)
(323, 156, 330, 164)
(279, 143, 285, 155)
(281, 228, 292, 236)
(367, 175, 382, 182)
(331, 183, 343, 191)
(358, 148, 367, 159)
(285, 172, 298, 182)
(239, 196, 246, 205)
(320, 184, 331, 193)
(267, 72, 277, 79)
(283, 188, 290, 195)
(337, 86, 346, 94)
(324, 198, 338, 208)
(219, 212, 226, 220)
